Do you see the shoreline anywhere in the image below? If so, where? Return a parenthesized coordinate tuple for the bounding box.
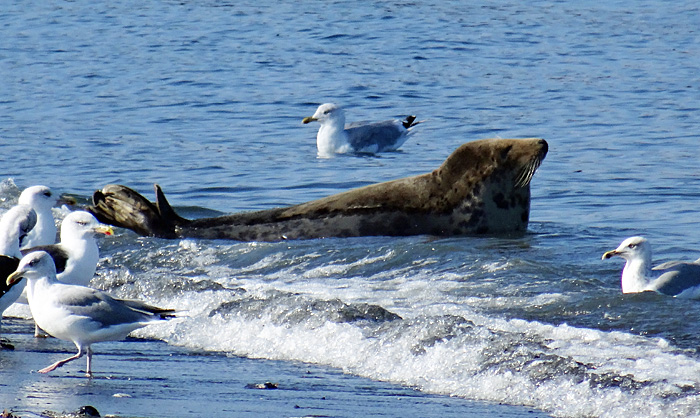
(1, 317, 550, 418)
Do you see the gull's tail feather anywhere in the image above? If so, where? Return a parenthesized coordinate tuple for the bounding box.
(402, 115, 423, 129)
(119, 299, 180, 319)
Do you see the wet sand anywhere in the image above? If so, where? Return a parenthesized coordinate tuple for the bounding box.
(1, 317, 550, 418)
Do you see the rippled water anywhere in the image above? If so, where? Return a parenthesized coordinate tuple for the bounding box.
(2, 1, 700, 417)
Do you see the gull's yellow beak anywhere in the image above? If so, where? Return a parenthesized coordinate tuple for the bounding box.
(95, 225, 114, 236)
(601, 250, 618, 260)
(6, 270, 24, 287)
(302, 116, 317, 124)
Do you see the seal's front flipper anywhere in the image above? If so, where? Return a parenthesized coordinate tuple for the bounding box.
(88, 184, 188, 238)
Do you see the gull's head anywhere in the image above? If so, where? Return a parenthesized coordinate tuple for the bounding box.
(60, 211, 114, 241)
(6, 251, 56, 287)
(302, 103, 344, 125)
(0, 205, 37, 252)
(602, 236, 651, 262)
(18, 185, 57, 212)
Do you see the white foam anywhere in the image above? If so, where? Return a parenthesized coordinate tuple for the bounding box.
(134, 283, 700, 418)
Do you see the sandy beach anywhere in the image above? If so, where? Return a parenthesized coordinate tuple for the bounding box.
(1, 316, 549, 418)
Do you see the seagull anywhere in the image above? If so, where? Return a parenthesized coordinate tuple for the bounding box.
(21, 211, 114, 337)
(302, 103, 421, 156)
(18, 185, 58, 249)
(24, 211, 114, 287)
(0, 205, 37, 348)
(602, 236, 700, 298)
(6, 251, 176, 376)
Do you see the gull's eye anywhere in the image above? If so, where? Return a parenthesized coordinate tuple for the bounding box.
(77, 221, 88, 226)
(44, 191, 52, 197)
(323, 109, 331, 114)
(628, 244, 637, 249)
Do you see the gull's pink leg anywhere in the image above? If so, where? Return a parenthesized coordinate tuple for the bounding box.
(85, 346, 93, 377)
(38, 346, 86, 374)
(34, 324, 50, 338)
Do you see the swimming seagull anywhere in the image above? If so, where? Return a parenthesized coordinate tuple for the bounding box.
(21, 211, 114, 337)
(302, 103, 421, 156)
(0, 205, 37, 348)
(18, 185, 58, 249)
(602, 236, 700, 298)
(6, 251, 176, 376)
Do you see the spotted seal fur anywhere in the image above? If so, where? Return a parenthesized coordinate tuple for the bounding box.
(87, 138, 547, 241)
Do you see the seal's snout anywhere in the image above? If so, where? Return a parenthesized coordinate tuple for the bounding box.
(538, 139, 548, 158)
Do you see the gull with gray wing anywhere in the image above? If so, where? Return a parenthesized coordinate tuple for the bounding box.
(6, 251, 175, 376)
(602, 236, 700, 298)
(21, 211, 114, 337)
(302, 103, 421, 156)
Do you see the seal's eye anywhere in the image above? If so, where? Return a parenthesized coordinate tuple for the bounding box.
(500, 145, 513, 160)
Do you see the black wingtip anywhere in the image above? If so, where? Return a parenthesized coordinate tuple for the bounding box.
(403, 115, 422, 129)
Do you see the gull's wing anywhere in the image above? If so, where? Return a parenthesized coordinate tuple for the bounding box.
(55, 285, 162, 328)
(650, 263, 700, 296)
(345, 120, 407, 152)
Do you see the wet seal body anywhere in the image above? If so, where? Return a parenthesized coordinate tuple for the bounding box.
(88, 138, 548, 241)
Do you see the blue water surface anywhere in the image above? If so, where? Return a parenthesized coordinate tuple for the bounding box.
(2, 1, 700, 417)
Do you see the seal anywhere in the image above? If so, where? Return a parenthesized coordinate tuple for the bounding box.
(87, 138, 548, 241)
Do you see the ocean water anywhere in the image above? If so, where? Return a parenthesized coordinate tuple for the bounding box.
(1, 0, 700, 417)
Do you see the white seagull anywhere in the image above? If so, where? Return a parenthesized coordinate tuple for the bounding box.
(302, 103, 421, 156)
(18, 185, 58, 249)
(24, 211, 114, 287)
(6, 251, 176, 376)
(602, 236, 700, 298)
(21, 211, 114, 337)
(0, 205, 37, 348)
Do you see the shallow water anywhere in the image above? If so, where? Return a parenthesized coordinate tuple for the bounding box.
(2, 1, 700, 417)
(2, 319, 540, 418)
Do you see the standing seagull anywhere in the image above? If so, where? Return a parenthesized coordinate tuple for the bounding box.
(0, 205, 37, 348)
(302, 103, 421, 156)
(22, 211, 114, 337)
(6, 251, 176, 376)
(18, 185, 58, 249)
(25, 211, 114, 287)
(602, 236, 700, 298)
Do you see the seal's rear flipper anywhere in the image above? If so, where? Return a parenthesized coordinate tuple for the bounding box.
(87, 184, 188, 238)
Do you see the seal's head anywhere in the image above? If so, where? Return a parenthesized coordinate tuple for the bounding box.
(432, 137, 548, 234)
(436, 138, 547, 189)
